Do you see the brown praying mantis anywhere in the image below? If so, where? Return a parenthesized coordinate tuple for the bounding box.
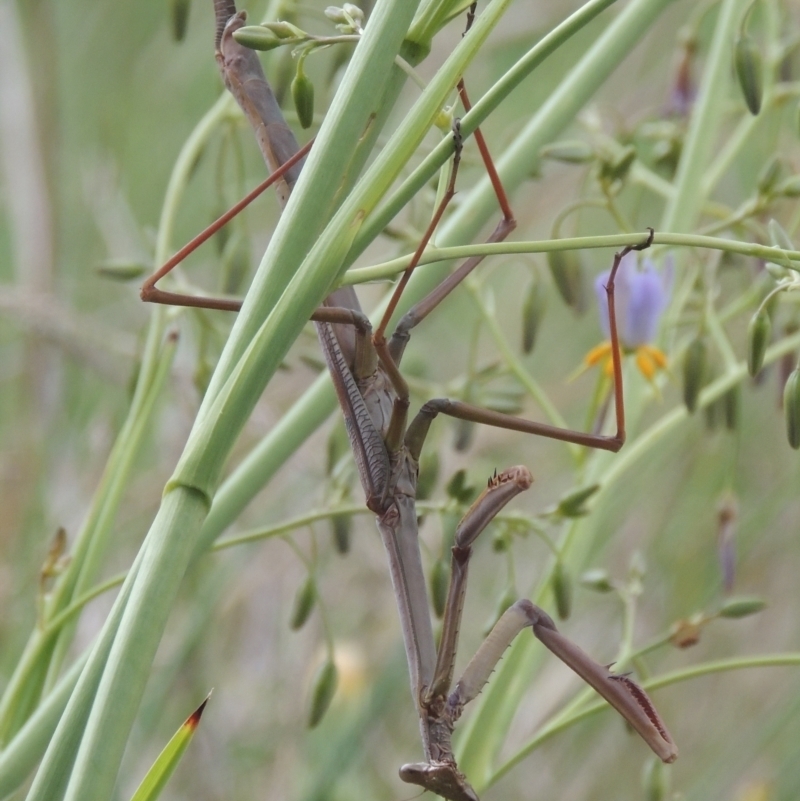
(141, 3, 677, 799)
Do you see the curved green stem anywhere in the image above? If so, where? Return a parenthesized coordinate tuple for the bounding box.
(490, 652, 800, 786)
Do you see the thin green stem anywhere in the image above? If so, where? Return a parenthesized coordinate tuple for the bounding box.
(344, 231, 800, 285)
(490, 652, 800, 786)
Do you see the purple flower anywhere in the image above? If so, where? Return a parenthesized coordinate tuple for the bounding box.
(595, 254, 671, 349)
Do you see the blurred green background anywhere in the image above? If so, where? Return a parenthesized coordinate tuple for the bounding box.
(2, 0, 800, 799)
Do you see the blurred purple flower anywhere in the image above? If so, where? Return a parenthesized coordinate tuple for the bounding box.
(595, 253, 672, 349)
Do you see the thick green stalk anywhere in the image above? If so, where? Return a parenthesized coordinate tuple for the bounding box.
(29, 5, 427, 801)
(171, 0, 512, 498)
(0, 94, 227, 758)
(0, 654, 87, 801)
(190, 0, 621, 552)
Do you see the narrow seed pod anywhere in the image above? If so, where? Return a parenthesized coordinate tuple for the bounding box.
(481, 389, 525, 416)
(718, 596, 766, 618)
(96, 259, 149, 281)
(556, 484, 600, 518)
(747, 308, 772, 376)
(734, 35, 763, 115)
(546, 250, 586, 314)
(724, 385, 740, 431)
(453, 418, 476, 452)
(290, 575, 317, 630)
(784, 366, 800, 448)
(416, 449, 440, 501)
(326, 422, 349, 475)
(756, 155, 782, 195)
(292, 63, 315, 129)
(170, 0, 190, 41)
(580, 568, 614, 593)
(768, 218, 795, 252)
(430, 558, 449, 619)
(539, 140, 595, 164)
(552, 561, 572, 620)
(682, 337, 707, 413)
(308, 658, 338, 728)
(330, 513, 351, 554)
(521, 276, 547, 353)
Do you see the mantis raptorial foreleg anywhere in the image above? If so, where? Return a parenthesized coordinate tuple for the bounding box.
(139, 4, 678, 800)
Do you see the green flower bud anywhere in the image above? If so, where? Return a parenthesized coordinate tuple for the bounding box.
(776, 176, 800, 197)
(757, 155, 782, 195)
(682, 337, 707, 413)
(233, 25, 283, 51)
(96, 259, 149, 281)
(546, 250, 586, 314)
(521, 275, 547, 354)
(292, 65, 315, 130)
(481, 388, 525, 416)
(784, 366, 800, 449)
(540, 140, 595, 164)
(556, 484, 600, 518)
(600, 144, 636, 183)
(324, 6, 348, 24)
(747, 308, 772, 376)
(579, 568, 614, 593)
(342, 4, 365, 23)
(290, 575, 317, 630)
(445, 469, 475, 505)
(718, 595, 767, 619)
(552, 561, 572, 620)
(308, 658, 338, 727)
(331, 513, 352, 554)
(734, 35, 763, 115)
(430, 558, 449, 619)
(169, 0, 190, 41)
(264, 20, 305, 39)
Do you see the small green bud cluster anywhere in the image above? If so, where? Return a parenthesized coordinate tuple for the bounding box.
(325, 4, 365, 34)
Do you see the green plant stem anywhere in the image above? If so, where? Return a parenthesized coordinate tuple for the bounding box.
(38, 4, 488, 799)
(0, 652, 88, 801)
(344, 231, 800, 285)
(490, 652, 800, 786)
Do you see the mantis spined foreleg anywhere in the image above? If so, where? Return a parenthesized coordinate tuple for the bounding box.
(141, 3, 677, 798)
